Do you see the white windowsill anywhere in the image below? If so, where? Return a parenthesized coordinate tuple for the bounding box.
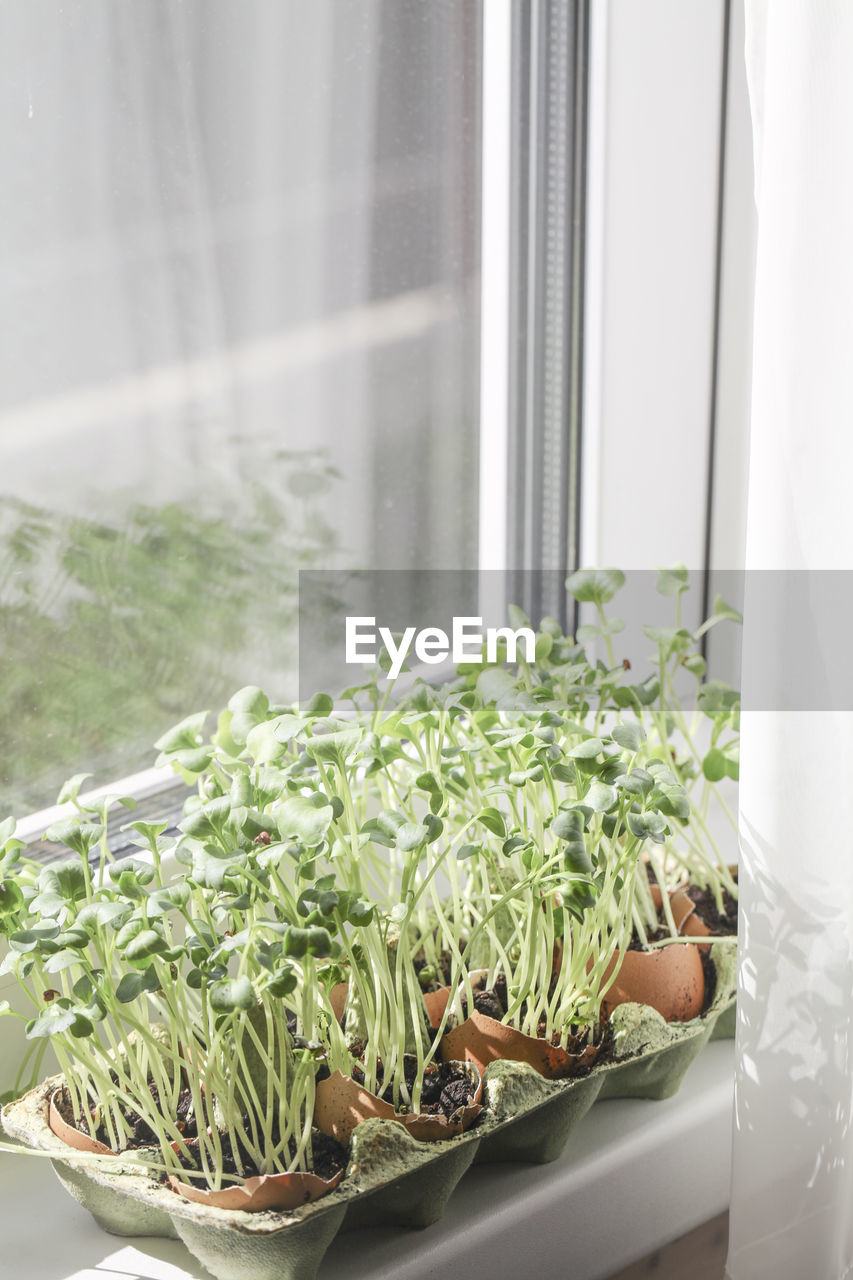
(1, 1040, 733, 1280)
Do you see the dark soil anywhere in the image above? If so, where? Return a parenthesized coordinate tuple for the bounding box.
(55, 1081, 198, 1151)
(460, 973, 606, 1076)
(627, 925, 672, 951)
(55, 1079, 347, 1185)
(350, 1053, 479, 1119)
(170, 1127, 347, 1187)
(686, 884, 739, 936)
(414, 951, 454, 992)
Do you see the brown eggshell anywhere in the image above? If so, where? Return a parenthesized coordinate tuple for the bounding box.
(167, 1165, 343, 1211)
(423, 985, 452, 1030)
(314, 1066, 483, 1146)
(669, 887, 700, 932)
(332, 978, 451, 1032)
(601, 942, 705, 1022)
(329, 981, 348, 1024)
(48, 1090, 115, 1156)
(439, 1011, 600, 1079)
(669, 887, 711, 953)
(423, 967, 489, 1031)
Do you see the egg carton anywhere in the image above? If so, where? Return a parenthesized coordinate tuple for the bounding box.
(1, 947, 736, 1280)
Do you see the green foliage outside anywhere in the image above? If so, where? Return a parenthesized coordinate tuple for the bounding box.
(0, 451, 339, 815)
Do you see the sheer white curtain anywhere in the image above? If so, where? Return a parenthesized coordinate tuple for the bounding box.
(0, 1, 379, 503)
(728, 3, 853, 1276)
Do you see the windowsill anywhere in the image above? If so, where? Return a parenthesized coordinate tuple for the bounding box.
(1, 1040, 733, 1280)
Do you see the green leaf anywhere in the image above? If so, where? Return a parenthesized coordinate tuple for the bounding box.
(655, 783, 690, 821)
(423, 813, 443, 843)
(154, 710, 209, 754)
(274, 795, 333, 848)
(566, 568, 625, 605)
(611, 723, 645, 753)
(245, 719, 288, 766)
(108, 858, 156, 890)
(228, 685, 270, 718)
(305, 727, 362, 765)
(337, 891, 374, 926)
(551, 810, 585, 842)
(634, 676, 661, 706)
(643, 625, 692, 653)
(695, 595, 743, 638)
(626, 811, 668, 842)
(656, 565, 689, 596)
(115, 917, 145, 949)
(282, 925, 335, 958)
(477, 807, 507, 839)
(563, 843, 594, 877)
(38, 859, 88, 903)
(0, 881, 24, 916)
(116, 969, 160, 1002)
(170, 746, 213, 774)
(682, 653, 707, 679)
(125, 929, 169, 964)
(396, 822, 429, 852)
(702, 748, 727, 782)
(44, 951, 82, 974)
(42, 823, 103, 861)
(77, 901, 131, 930)
(457, 843, 480, 861)
(618, 769, 653, 798)
(534, 631, 554, 662)
(183, 844, 247, 891)
(585, 782, 618, 813)
(576, 619, 626, 645)
(266, 966, 298, 997)
(697, 680, 740, 718)
(508, 765, 544, 786)
(209, 975, 256, 1013)
(54, 927, 89, 950)
(26, 1004, 78, 1039)
(476, 667, 516, 705)
(56, 773, 94, 805)
(10, 925, 60, 954)
(126, 819, 169, 848)
(179, 795, 231, 839)
(304, 692, 334, 718)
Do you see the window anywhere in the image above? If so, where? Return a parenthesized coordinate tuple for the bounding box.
(0, 0, 483, 815)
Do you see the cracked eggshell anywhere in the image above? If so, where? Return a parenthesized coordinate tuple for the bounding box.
(601, 942, 705, 1023)
(314, 1065, 482, 1146)
(167, 1166, 344, 1212)
(439, 1011, 600, 1080)
(48, 1090, 115, 1156)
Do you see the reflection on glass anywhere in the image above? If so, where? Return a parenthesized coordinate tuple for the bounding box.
(0, 0, 482, 813)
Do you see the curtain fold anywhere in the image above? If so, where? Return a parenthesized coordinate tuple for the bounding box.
(728, 3, 853, 1276)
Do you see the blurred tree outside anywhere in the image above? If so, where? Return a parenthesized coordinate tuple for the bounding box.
(0, 449, 339, 815)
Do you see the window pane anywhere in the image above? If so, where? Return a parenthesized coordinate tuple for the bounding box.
(0, 0, 482, 814)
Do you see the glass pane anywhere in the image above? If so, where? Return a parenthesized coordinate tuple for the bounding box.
(0, 0, 482, 814)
